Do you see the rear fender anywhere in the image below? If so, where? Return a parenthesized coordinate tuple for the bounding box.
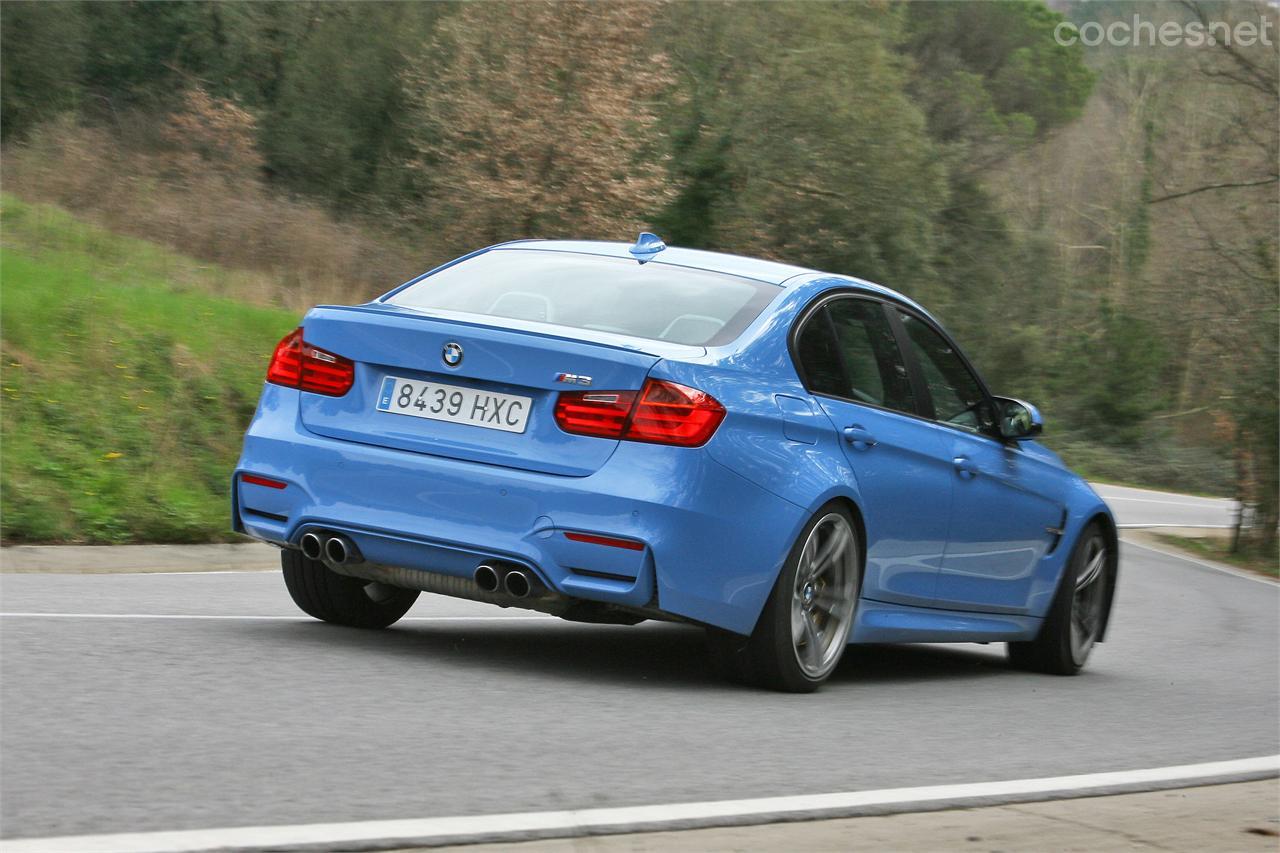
(650, 360, 857, 513)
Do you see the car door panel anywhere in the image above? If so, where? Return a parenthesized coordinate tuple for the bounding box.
(933, 430, 1065, 612)
(794, 297, 952, 608)
(893, 310, 1066, 614)
(817, 398, 952, 606)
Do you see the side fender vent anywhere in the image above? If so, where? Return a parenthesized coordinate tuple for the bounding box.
(1045, 509, 1069, 554)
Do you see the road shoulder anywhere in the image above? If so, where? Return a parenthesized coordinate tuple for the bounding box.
(1121, 531, 1278, 583)
(0, 543, 278, 573)
(427, 780, 1280, 853)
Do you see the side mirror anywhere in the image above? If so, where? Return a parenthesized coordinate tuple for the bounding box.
(994, 397, 1043, 441)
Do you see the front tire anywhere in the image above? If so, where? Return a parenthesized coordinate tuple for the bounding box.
(708, 505, 862, 692)
(1008, 522, 1111, 675)
(282, 550, 419, 629)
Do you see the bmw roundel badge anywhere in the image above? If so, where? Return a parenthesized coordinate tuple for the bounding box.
(442, 342, 464, 367)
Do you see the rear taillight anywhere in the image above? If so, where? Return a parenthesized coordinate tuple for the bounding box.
(626, 379, 726, 446)
(266, 328, 304, 387)
(554, 379, 725, 447)
(553, 390, 638, 439)
(266, 327, 355, 397)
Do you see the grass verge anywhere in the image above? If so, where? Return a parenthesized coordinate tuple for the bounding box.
(1153, 534, 1279, 579)
(1, 195, 298, 543)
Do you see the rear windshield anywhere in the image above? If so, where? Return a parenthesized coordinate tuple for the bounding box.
(383, 249, 779, 346)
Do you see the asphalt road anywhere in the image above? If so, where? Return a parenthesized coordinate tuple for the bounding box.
(2, 539, 1276, 843)
(1092, 483, 1238, 529)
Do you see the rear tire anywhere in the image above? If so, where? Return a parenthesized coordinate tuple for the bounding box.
(707, 505, 861, 692)
(1007, 522, 1110, 675)
(281, 549, 419, 629)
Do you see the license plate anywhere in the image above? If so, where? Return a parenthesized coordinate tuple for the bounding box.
(376, 376, 532, 434)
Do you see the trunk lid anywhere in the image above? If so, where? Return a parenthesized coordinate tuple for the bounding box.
(297, 305, 688, 476)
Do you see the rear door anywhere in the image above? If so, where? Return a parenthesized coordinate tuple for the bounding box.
(794, 296, 953, 608)
(892, 310, 1064, 613)
(299, 305, 661, 477)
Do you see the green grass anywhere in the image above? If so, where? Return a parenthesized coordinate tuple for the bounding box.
(1, 195, 299, 543)
(1154, 534, 1279, 579)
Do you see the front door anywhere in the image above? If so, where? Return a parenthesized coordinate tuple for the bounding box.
(894, 311, 1064, 613)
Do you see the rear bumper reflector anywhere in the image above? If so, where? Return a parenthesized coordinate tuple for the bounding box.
(241, 473, 288, 490)
(563, 531, 645, 551)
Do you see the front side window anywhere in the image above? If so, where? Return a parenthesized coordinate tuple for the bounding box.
(385, 249, 779, 347)
(898, 312, 990, 431)
(795, 298, 916, 415)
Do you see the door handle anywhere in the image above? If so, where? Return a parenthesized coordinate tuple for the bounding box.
(953, 456, 979, 479)
(843, 425, 877, 450)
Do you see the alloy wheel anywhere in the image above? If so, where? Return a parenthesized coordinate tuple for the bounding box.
(1070, 536, 1108, 664)
(790, 513, 859, 679)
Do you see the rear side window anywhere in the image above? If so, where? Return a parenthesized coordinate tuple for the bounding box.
(795, 298, 916, 414)
(385, 249, 779, 347)
(795, 308, 846, 397)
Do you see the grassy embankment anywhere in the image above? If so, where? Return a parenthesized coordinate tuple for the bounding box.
(1, 195, 298, 543)
(1154, 534, 1279, 579)
(0, 194, 1239, 545)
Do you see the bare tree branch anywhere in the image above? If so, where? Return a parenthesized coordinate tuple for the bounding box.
(1181, 0, 1280, 98)
(1148, 176, 1278, 204)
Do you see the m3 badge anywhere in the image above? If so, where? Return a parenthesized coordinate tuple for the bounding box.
(555, 373, 593, 386)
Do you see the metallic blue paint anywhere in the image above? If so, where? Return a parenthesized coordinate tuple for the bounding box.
(235, 241, 1116, 645)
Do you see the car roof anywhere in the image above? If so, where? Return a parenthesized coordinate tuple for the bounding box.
(494, 240, 818, 287)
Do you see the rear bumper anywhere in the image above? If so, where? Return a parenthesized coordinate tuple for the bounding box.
(234, 384, 805, 634)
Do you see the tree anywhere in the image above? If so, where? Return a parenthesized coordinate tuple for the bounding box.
(75, 1, 307, 112)
(1, 2, 86, 140)
(902, 0, 1094, 157)
(892, 0, 1094, 383)
(402, 1, 676, 253)
(655, 3, 946, 293)
(257, 2, 445, 209)
(1144, 1, 1279, 553)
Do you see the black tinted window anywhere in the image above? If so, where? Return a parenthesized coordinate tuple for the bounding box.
(796, 299, 916, 414)
(795, 307, 845, 396)
(898, 313, 989, 430)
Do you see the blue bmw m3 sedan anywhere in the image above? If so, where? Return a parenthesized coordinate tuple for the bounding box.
(234, 233, 1117, 691)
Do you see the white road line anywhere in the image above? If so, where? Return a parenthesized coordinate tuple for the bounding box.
(1116, 517, 1233, 525)
(4, 756, 1276, 853)
(0, 612, 556, 622)
(1120, 539, 1278, 587)
(1102, 495, 1234, 508)
(102, 569, 276, 575)
(0, 569, 276, 576)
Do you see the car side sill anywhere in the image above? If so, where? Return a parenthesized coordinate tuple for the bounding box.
(851, 598, 1042, 644)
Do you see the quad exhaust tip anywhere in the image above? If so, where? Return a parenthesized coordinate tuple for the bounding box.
(300, 532, 323, 561)
(503, 569, 532, 599)
(301, 530, 362, 567)
(474, 564, 501, 593)
(474, 563, 536, 598)
(324, 535, 361, 566)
